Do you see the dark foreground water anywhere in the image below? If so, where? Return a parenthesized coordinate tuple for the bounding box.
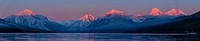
(0, 33, 199, 41)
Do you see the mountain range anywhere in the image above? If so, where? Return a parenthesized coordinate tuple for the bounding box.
(0, 8, 199, 33)
(2, 9, 68, 33)
(125, 11, 200, 33)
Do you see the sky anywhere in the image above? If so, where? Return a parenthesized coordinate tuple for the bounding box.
(0, 0, 200, 20)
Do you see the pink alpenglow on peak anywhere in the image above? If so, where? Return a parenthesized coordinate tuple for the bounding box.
(17, 9, 35, 16)
(106, 9, 125, 15)
(149, 8, 164, 16)
(165, 8, 186, 16)
(79, 14, 95, 21)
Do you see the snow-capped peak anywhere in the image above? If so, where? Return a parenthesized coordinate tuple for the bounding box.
(4, 10, 67, 32)
(17, 9, 35, 16)
(79, 14, 95, 21)
(149, 8, 164, 16)
(106, 9, 125, 16)
(165, 8, 186, 16)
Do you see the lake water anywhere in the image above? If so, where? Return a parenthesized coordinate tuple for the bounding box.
(0, 33, 199, 41)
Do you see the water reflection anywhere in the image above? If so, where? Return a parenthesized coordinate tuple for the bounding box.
(0, 33, 198, 41)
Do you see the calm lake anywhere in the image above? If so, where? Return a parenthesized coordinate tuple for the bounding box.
(0, 33, 199, 41)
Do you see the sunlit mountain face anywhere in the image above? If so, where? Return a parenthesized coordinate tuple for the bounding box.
(149, 8, 188, 16)
(149, 8, 164, 16)
(165, 8, 187, 16)
(106, 9, 125, 16)
(58, 14, 96, 31)
(17, 9, 35, 16)
(79, 14, 95, 21)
